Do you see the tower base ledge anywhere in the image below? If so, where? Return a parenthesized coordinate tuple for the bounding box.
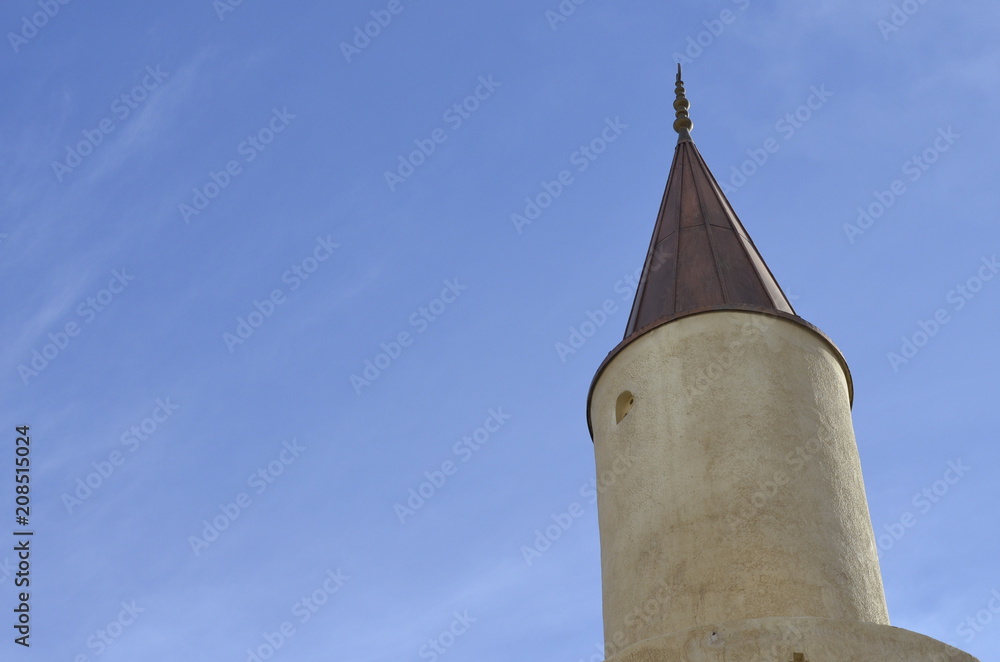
(605, 616, 979, 662)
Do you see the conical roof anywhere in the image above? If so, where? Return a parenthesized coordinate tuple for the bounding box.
(587, 69, 853, 439)
(622, 68, 794, 341)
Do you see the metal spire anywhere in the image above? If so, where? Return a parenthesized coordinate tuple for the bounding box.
(619, 64, 796, 343)
(673, 64, 693, 142)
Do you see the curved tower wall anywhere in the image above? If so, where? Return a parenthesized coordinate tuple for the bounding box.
(588, 310, 889, 648)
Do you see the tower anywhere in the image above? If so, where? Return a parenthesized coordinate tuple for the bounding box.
(585, 67, 980, 662)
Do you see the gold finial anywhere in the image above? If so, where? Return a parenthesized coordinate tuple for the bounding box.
(674, 63, 693, 142)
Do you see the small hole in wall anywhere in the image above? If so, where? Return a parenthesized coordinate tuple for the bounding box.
(615, 391, 634, 424)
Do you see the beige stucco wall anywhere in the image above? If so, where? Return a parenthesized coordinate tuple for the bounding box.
(607, 616, 980, 662)
(589, 310, 890, 651)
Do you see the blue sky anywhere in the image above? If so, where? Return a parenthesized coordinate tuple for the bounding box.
(1, 0, 998, 660)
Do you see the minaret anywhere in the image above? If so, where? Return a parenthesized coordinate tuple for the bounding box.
(586, 66, 980, 662)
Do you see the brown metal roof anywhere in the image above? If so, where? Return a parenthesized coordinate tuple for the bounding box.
(622, 137, 795, 342)
(586, 69, 852, 440)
